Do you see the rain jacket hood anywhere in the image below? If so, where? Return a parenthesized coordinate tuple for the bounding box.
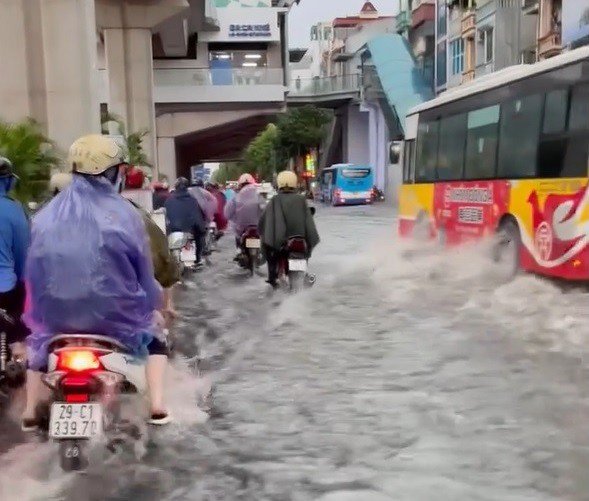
(259, 192, 320, 252)
(25, 175, 162, 370)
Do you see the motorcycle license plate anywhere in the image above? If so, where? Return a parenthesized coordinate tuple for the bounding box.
(49, 403, 103, 439)
(245, 238, 261, 249)
(180, 242, 196, 262)
(288, 259, 307, 272)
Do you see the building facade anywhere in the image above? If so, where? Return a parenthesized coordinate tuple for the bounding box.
(0, 0, 298, 180)
(397, 0, 436, 89)
(434, 0, 536, 93)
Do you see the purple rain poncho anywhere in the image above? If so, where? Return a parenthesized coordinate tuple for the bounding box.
(224, 184, 262, 237)
(188, 186, 217, 222)
(24, 175, 162, 370)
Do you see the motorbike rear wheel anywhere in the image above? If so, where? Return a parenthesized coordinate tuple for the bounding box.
(59, 439, 87, 471)
(288, 271, 305, 292)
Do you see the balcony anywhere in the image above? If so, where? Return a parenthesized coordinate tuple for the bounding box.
(289, 74, 361, 97)
(412, 2, 435, 29)
(461, 10, 476, 39)
(522, 0, 539, 15)
(462, 69, 475, 83)
(538, 30, 562, 59)
(99, 65, 287, 105)
(396, 10, 411, 34)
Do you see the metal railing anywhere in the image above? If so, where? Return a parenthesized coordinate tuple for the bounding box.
(154, 67, 284, 87)
(288, 74, 361, 97)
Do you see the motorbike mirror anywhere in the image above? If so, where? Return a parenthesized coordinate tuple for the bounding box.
(389, 142, 402, 164)
(310, 206, 316, 216)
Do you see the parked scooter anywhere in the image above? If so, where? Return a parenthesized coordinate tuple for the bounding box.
(41, 334, 147, 471)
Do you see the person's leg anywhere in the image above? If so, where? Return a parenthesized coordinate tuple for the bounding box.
(146, 337, 171, 425)
(265, 247, 279, 286)
(194, 228, 204, 264)
(22, 370, 44, 430)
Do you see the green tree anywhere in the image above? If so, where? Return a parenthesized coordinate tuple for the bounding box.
(213, 162, 247, 184)
(276, 106, 332, 159)
(0, 119, 60, 202)
(101, 112, 151, 167)
(243, 123, 279, 180)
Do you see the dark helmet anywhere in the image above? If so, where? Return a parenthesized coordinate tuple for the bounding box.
(175, 177, 190, 190)
(0, 157, 14, 178)
(194, 178, 204, 188)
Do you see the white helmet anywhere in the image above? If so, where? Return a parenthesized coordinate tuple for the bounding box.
(68, 134, 127, 175)
(276, 170, 298, 190)
(49, 172, 73, 193)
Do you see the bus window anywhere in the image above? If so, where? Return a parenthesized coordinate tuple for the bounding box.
(497, 94, 543, 178)
(569, 84, 589, 131)
(543, 89, 568, 135)
(464, 105, 499, 179)
(403, 140, 415, 183)
(437, 112, 467, 181)
(538, 88, 588, 179)
(415, 121, 439, 183)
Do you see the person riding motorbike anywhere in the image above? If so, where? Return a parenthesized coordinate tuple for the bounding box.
(152, 181, 170, 211)
(50, 172, 179, 323)
(259, 171, 320, 287)
(205, 182, 228, 234)
(188, 179, 216, 225)
(22, 134, 171, 430)
(0, 157, 30, 363)
(165, 177, 207, 268)
(224, 173, 262, 248)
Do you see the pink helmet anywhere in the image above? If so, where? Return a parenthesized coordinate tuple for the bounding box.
(238, 173, 255, 186)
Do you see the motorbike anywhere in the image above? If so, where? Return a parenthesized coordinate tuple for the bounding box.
(277, 237, 316, 292)
(168, 232, 196, 274)
(0, 309, 26, 410)
(204, 221, 219, 256)
(237, 226, 264, 277)
(42, 334, 147, 471)
(371, 187, 385, 202)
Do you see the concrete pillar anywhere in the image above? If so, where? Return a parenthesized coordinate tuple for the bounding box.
(104, 28, 157, 168)
(41, 0, 100, 152)
(157, 137, 177, 182)
(0, 0, 31, 122)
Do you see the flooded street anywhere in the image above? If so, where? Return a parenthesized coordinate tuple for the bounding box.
(2, 205, 589, 500)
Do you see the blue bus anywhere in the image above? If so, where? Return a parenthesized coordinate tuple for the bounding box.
(319, 164, 374, 206)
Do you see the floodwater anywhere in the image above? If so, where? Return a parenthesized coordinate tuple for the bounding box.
(1, 205, 589, 500)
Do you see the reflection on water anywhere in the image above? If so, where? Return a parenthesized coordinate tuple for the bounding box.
(1, 206, 589, 500)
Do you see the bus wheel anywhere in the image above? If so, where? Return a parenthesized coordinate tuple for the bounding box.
(492, 220, 520, 281)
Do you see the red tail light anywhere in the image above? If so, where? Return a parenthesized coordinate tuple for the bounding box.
(61, 375, 92, 402)
(57, 350, 101, 372)
(287, 238, 307, 254)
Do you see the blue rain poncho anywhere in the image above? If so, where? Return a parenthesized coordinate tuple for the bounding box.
(24, 175, 162, 370)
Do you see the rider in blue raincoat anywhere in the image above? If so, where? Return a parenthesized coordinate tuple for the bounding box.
(22, 135, 170, 430)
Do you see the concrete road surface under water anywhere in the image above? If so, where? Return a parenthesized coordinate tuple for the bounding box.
(1, 205, 589, 500)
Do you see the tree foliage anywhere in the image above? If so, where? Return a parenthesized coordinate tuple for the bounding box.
(238, 106, 332, 179)
(213, 162, 246, 185)
(0, 119, 60, 202)
(275, 106, 332, 158)
(101, 112, 151, 167)
(243, 124, 279, 181)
